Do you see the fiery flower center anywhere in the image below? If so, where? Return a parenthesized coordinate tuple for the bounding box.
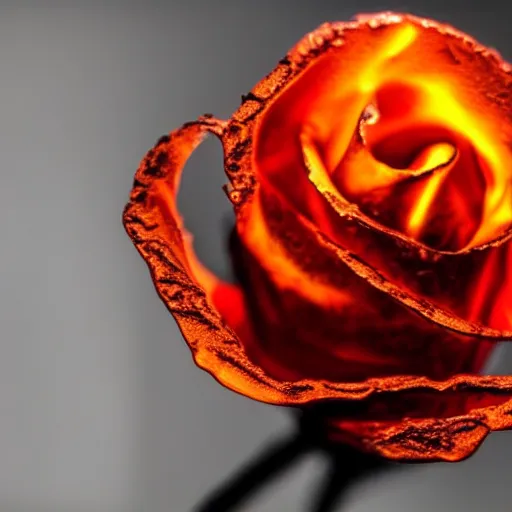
(330, 81, 494, 251)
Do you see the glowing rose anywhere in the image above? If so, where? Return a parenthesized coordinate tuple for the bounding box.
(123, 12, 512, 462)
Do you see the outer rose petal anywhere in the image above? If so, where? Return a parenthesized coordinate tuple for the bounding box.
(123, 117, 512, 461)
(330, 417, 491, 462)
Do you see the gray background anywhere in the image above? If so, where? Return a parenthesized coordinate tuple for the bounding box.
(1, 2, 511, 511)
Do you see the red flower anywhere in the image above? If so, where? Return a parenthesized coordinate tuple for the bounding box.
(123, 12, 512, 462)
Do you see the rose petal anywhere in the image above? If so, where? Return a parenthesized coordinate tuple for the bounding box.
(329, 417, 491, 462)
(124, 118, 512, 460)
(326, 386, 512, 461)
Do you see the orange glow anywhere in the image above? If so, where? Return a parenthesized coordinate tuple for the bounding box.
(123, 12, 512, 463)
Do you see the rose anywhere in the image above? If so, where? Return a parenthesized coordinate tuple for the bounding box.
(123, 12, 512, 462)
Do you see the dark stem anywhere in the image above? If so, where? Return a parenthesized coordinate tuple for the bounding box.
(193, 410, 394, 512)
(308, 443, 388, 512)
(193, 432, 311, 511)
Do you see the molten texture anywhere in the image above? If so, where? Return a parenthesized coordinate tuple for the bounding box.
(123, 12, 512, 462)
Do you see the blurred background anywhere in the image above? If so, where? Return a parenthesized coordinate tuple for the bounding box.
(1, 1, 512, 511)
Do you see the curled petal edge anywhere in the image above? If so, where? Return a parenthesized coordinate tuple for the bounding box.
(329, 416, 491, 462)
(123, 118, 512, 461)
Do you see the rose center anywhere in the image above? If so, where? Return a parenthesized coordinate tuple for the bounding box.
(331, 82, 489, 252)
